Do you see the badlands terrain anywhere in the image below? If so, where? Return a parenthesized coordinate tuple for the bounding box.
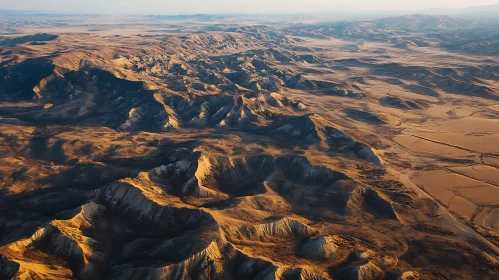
(0, 12, 499, 280)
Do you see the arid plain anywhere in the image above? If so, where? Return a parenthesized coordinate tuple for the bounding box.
(1, 13, 499, 280)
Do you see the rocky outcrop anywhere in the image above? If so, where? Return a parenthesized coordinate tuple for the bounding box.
(334, 250, 397, 280)
(300, 235, 342, 260)
(226, 217, 318, 242)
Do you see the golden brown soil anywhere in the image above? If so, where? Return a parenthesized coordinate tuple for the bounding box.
(1, 14, 499, 280)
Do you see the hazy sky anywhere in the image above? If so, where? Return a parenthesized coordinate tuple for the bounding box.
(1, 0, 498, 14)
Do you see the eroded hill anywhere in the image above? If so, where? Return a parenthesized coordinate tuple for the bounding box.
(1, 14, 499, 280)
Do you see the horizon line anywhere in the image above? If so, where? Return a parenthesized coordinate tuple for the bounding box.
(1, 3, 499, 17)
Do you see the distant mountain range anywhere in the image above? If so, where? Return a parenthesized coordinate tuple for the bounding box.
(424, 3, 499, 20)
(0, 3, 498, 21)
(468, 3, 499, 11)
